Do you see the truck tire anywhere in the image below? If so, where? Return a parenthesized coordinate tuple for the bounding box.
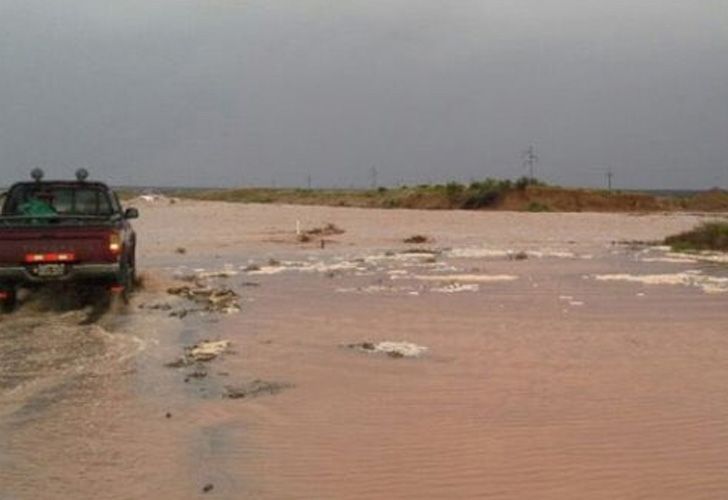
(129, 250, 137, 287)
(119, 260, 133, 304)
(0, 286, 17, 314)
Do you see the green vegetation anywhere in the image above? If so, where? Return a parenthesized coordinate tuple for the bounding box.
(665, 221, 728, 252)
(118, 182, 728, 214)
(526, 201, 551, 212)
(160, 180, 522, 210)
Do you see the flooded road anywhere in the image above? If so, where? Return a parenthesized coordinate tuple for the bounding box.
(1, 201, 727, 499)
(0, 293, 203, 498)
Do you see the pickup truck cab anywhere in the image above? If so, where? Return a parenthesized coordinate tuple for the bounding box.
(0, 169, 138, 311)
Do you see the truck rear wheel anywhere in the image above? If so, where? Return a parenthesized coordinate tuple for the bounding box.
(118, 260, 134, 304)
(0, 286, 17, 314)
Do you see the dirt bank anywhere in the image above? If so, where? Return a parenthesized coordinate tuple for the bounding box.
(137, 185, 728, 213)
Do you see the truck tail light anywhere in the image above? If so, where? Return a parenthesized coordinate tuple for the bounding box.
(109, 232, 122, 254)
(25, 253, 76, 263)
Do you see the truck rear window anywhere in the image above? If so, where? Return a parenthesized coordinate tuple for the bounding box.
(3, 185, 114, 216)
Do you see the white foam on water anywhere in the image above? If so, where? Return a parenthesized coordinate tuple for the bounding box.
(411, 274, 519, 283)
(196, 269, 239, 278)
(372, 341, 428, 358)
(528, 250, 577, 259)
(448, 248, 511, 259)
(336, 285, 418, 295)
(670, 251, 728, 264)
(248, 266, 288, 275)
(246, 259, 365, 275)
(430, 265, 460, 273)
(298, 261, 365, 273)
(431, 283, 480, 294)
(364, 252, 439, 264)
(558, 295, 584, 306)
(594, 272, 728, 294)
(449, 247, 584, 260)
(635, 247, 728, 265)
(640, 257, 699, 264)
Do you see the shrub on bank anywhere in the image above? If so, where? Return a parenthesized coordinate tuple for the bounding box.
(665, 222, 728, 252)
(526, 201, 551, 212)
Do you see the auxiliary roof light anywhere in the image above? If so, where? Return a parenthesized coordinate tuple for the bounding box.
(31, 168, 44, 182)
(75, 168, 89, 182)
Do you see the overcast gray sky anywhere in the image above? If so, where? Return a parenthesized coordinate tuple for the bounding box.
(1, 0, 726, 189)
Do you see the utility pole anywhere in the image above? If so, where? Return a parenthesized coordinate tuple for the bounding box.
(606, 167, 614, 191)
(306, 174, 312, 190)
(522, 145, 538, 180)
(369, 166, 378, 189)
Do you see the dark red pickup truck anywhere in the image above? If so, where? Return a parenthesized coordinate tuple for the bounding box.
(0, 170, 138, 311)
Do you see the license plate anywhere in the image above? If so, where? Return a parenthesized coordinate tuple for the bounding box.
(35, 264, 66, 277)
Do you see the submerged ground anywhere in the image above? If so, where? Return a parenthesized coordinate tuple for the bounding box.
(1, 200, 727, 499)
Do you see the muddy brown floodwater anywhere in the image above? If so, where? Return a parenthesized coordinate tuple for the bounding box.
(1, 200, 727, 499)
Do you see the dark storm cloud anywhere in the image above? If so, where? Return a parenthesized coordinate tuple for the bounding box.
(1, 0, 726, 189)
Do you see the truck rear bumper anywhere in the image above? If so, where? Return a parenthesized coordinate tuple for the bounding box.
(0, 263, 121, 285)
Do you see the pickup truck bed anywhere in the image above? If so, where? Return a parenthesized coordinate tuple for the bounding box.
(0, 223, 122, 284)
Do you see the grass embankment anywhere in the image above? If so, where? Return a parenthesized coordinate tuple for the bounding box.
(172, 183, 728, 213)
(123, 179, 728, 213)
(665, 222, 728, 252)
(164, 179, 528, 209)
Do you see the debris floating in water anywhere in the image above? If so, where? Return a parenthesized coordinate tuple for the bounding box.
(404, 234, 431, 244)
(188, 340, 231, 362)
(224, 379, 292, 399)
(167, 285, 241, 314)
(166, 340, 232, 368)
(348, 341, 428, 358)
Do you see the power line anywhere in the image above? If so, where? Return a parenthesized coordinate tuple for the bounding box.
(606, 167, 614, 191)
(522, 145, 538, 180)
(369, 166, 378, 189)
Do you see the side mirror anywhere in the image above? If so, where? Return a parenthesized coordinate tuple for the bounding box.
(124, 207, 139, 219)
